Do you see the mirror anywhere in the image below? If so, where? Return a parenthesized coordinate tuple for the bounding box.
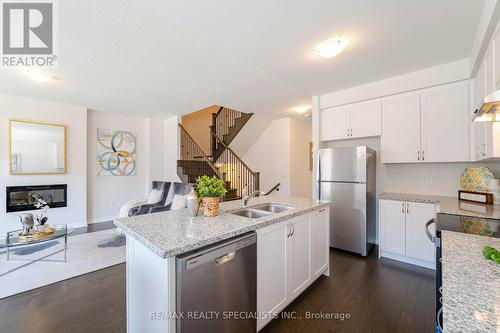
(9, 120, 66, 174)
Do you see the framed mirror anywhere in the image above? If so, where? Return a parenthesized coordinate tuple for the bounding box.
(9, 119, 66, 175)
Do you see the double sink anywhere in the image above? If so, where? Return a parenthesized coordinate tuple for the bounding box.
(230, 203, 295, 218)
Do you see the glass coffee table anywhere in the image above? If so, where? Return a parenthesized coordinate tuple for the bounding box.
(4, 224, 72, 262)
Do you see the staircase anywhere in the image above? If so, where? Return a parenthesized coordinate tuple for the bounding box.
(177, 107, 259, 201)
(210, 107, 253, 160)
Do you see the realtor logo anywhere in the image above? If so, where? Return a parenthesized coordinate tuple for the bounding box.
(1, 0, 57, 67)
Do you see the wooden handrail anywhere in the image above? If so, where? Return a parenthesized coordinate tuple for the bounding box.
(178, 123, 223, 179)
(212, 133, 257, 176)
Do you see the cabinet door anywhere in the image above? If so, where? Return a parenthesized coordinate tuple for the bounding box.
(486, 44, 495, 96)
(381, 94, 421, 163)
(379, 200, 406, 255)
(310, 209, 328, 278)
(287, 216, 311, 300)
(320, 106, 350, 141)
(405, 202, 436, 263)
(257, 222, 288, 331)
(420, 82, 470, 162)
(350, 100, 382, 138)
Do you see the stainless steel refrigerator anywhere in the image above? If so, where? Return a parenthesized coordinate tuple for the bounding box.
(316, 146, 376, 256)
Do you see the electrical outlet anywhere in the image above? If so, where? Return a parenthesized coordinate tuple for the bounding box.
(426, 179, 433, 188)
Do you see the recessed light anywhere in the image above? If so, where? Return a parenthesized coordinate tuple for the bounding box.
(293, 105, 311, 114)
(22, 68, 52, 82)
(315, 37, 348, 58)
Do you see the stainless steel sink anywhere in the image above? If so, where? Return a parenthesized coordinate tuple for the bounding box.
(230, 208, 272, 219)
(251, 203, 295, 213)
(230, 203, 295, 218)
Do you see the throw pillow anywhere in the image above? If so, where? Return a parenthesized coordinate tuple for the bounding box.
(146, 189, 163, 204)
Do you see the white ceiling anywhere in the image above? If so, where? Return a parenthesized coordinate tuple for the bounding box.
(0, 0, 486, 119)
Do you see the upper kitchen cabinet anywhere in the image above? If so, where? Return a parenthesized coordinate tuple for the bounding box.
(381, 93, 421, 163)
(350, 100, 382, 138)
(382, 81, 470, 163)
(420, 81, 470, 162)
(320, 106, 350, 141)
(320, 101, 381, 141)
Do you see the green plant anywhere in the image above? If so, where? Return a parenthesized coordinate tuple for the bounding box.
(483, 245, 500, 263)
(196, 175, 227, 198)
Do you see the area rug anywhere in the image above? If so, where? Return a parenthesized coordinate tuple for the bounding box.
(0, 228, 125, 299)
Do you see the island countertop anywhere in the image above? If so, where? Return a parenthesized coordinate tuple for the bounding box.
(442, 231, 500, 332)
(114, 195, 329, 258)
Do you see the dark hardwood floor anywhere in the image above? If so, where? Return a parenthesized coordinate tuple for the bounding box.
(0, 247, 435, 333)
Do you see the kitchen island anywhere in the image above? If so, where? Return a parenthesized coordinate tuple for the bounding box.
(441, 231, 500, 332)
(114, 196, 330, 333)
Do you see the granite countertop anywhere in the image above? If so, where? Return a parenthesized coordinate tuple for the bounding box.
(442, 231, 500, 332)
(114, 195, 329, 258)
(379, 192, 500, 219)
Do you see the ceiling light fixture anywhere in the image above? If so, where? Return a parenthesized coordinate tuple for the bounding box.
(22, 68, 52, 82)
(293, 105, 311, 114)
(315, 36, 348, 58)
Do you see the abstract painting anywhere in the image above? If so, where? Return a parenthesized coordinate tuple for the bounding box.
(97, 129, 137, 176)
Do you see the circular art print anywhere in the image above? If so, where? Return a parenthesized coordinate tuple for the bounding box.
(97, 129, 137, 176)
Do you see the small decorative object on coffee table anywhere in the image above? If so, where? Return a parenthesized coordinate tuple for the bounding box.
(18, 212, 34, 236)
(186, 186, 200, 217)
(196, 175, 227, 217)
(32, 194, 51, 232)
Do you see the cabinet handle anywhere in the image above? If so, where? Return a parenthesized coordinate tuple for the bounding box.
(319, 208, 326, 212)
(422, 150, 425, 161)
(406, 203, 409, 214)
(417, 151, 420, 161)
(402, 203, 405, 213)
(286, 224, 291, 237)
(290, 224, 295, 237)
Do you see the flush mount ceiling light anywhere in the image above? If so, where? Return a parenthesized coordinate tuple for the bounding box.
(315, 37, 348, 58)
(293, 105, 311, 114)
(22, 68, 53, 82)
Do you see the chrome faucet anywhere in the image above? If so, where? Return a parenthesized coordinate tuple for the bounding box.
(242, 183, 280, 207)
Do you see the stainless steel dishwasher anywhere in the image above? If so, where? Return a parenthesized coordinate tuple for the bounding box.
(176, 232, 257, 333)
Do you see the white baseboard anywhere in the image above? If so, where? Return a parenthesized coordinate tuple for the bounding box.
(87, 216, 116, 224)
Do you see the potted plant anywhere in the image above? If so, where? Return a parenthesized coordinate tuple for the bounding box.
(32, 195, 52, 233)
(196, 175, 227, 217)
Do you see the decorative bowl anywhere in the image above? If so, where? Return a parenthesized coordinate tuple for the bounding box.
(460, 167, 494, 192)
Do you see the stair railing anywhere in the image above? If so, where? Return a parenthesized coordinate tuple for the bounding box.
(178, 124, 223, 180)
(211, 107, 243, 153)
(212, 134, 260, 197)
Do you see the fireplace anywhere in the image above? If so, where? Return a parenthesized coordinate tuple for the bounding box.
(6, 184, 67, 213)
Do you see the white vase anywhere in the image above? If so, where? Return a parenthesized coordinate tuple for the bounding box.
(487, 179, 500, 204)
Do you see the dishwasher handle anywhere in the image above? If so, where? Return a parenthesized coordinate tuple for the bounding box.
(215, 251, 235, 265)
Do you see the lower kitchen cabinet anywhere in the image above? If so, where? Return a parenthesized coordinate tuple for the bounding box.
(256, 208, 329, 331)
(379, 199, 436, 268)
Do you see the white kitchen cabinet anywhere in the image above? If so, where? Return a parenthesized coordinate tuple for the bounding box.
(350, 100, 382, 138)
(288, 216, 311, 299)
(486, 43, 495, 96)
(379, 199, 436, 268)
(382, 81, 470, 163)
(257, 208, 329, 331)
(420, 82, 470, 162)
(310, 208, 329, 277)
(379, 200, 406, 255)
(381, 93, 421, 163)
(405, 202, 436, 263)
(320, 101, 381, 141)
(256, 221, 288, 331)
(320, 106, 350, 141)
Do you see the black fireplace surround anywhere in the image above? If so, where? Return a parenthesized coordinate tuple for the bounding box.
(6, 184, 67, 213)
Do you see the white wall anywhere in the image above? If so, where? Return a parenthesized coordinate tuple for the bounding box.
(243, 118, 291, 196)
(242, 117, 313, 198)
(290, 119, 312, 198)
(86, 111, 149, 223)
(231, 114, 273, 157)
(0, 94, 87, 234)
